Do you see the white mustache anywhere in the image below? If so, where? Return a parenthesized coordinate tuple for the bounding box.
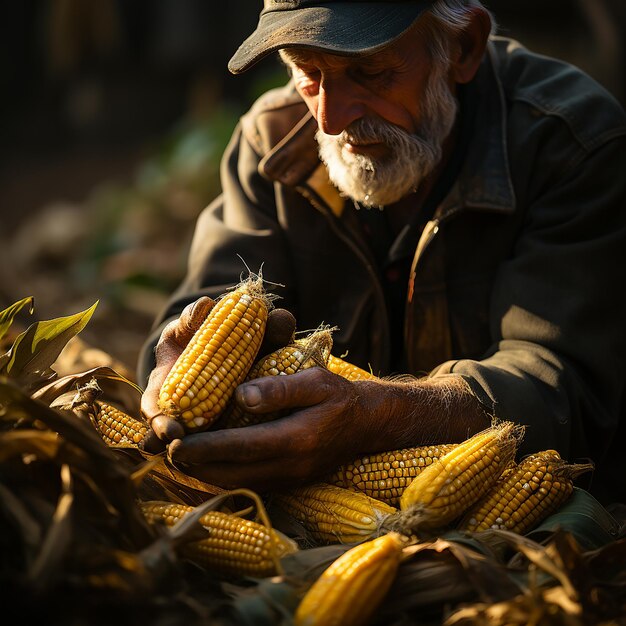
(333, 118, 407, 146)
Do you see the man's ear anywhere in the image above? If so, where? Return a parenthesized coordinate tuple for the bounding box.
(450, 8, 491, 84)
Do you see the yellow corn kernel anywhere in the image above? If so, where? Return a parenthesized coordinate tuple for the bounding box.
(218, 328, 332, 429)
(399, 421, 524, 529)
(91, 401, 148, 447)
(294, 532, 406, 626)
(272, 483, 398, 545)
(158, 276, 270, 432)
(459, 449, 594, 534)
(327, 354, 378, 381)
(140, 500, 298, 577)
(328, 444, 457, 506)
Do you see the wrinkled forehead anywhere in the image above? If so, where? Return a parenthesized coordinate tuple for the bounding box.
(280, 46, 384, 66)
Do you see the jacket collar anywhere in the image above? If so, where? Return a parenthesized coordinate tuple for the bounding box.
(260, 38, 516, 218)
(259, 112, 346, 218)
(258, 111, 320, 187)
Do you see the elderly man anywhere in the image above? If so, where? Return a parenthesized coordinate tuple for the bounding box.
(140, 0, 626, 504)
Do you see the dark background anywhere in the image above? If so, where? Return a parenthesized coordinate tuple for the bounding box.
(1, 0, 624, 378)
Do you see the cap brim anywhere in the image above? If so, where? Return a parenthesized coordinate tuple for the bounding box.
(228, 2, 432, 74)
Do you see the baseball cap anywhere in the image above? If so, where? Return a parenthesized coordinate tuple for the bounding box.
(228, 0, 435, 74)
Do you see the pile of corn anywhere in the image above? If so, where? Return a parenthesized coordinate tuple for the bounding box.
(270, 423, 592, 543)
(2, 292, 617, 626)
(79, 278, 595, 622)
(282, 428, 593, 626)
(99, 420, 589, 590)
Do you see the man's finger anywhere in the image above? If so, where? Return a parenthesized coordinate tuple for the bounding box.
(235, 367, 338, 414)
(168, 414, 318, 464)
(181, 296, 215, 332)
(152, 414, 185, 441)
(172, 296, 216, 345)
(157, 296, 215, 353)
(258, 308, 296, 357)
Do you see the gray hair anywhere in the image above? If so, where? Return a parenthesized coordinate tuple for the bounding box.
(413, 0, 495, 64)
(429, 0, 497, 35)
(430, 0, 492, 31)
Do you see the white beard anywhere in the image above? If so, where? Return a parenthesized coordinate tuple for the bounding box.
(315, 60, 458, 208)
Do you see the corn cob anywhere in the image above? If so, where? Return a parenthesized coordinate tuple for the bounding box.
(294, 532, 406, 626)
(328, 444, 457, 506)
(158, 276, 270, 432)
(140, 500, 298, 577)
(458, 450, 594, 534)
(327, 354, 378, 381)
(91, 401, 148, 447)
(272, 483, 397, 545)
(218, 328, 332, 429)
(398, 421, 524, 529)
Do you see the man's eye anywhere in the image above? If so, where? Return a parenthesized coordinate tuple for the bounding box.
(357, 67, 389, 80)
(294, 65, 320, 78)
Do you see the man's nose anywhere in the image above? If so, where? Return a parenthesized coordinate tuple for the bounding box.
(316, 77, 367, 136)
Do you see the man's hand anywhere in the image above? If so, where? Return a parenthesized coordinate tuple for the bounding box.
(166, 370, 490, 492)
(141, 296, 216, 442)
(141, 299, 297, 442)
(167, 367, 385, 491)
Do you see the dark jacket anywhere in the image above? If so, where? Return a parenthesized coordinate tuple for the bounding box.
(139, 37, 626, 504)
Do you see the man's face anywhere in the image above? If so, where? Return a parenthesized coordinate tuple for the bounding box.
(283, 25, 458, 207)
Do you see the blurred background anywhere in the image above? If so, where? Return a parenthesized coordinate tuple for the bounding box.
(1, 0, 624, 381)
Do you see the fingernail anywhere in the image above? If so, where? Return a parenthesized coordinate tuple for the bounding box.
(167, 438, 183, 461)
(239, 384, 262, 408)
(152, 415, 184, 442)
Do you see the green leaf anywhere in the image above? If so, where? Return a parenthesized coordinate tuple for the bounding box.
(525, 487, 620, 550)
(2, 301, 98, 380)
(0, 297, 34, 342)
